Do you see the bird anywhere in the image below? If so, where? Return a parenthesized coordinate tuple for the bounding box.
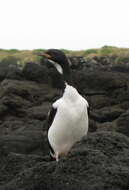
(39, 49, 89, 162)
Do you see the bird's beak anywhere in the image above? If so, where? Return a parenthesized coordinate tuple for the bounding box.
(37, 52, 52, 59)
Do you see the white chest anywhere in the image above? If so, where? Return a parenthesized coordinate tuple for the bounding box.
(48, 85, 89, 155)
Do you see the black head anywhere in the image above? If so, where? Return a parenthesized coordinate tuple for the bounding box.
(44, 49, 68, 65)
(38, 49, 73, 90)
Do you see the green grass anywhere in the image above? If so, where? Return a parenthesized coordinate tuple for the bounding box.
(0, 46, 129, 64)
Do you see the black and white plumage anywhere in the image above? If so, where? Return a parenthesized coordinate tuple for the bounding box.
(40, 49, 89, 161)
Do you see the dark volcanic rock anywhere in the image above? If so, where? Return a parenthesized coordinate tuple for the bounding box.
(0, 79, 59, 109)
(0, 56, 129, 190)
(112, 63, 129, 73)
(0, 119, 48, 155)
(27, 103, 51, 120)
(115, 110, 129, 136)
(88, 94, 116, 109)
(23, 62, 51, 84)
(0, 79, 60, 155)
(73, 70, 127, 94)
(0, 57, 23, 81)
(0, 152, 45, 187)
(69, 56, 87, 70)
(91, 106, 124, 123)
(0, 131, 129, 190)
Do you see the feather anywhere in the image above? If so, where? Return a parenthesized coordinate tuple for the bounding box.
(47, 106, 57, 158)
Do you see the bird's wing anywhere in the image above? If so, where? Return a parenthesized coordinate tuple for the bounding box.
(47, 106, 57, 158)
(47, 106, 57, 129)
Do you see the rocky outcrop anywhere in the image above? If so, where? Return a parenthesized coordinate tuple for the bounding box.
(0, 56, 129, 190)
(0, 131, 129, 190)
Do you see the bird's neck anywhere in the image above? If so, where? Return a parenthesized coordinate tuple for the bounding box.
(63, 83, 79, 102)
(63, 69, 72, 85)
(55, 59, 73, 92)
(60, 67, 74, 92)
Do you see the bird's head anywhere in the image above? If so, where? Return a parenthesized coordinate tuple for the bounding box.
(38, 49, 71, 75)
(37, 49, 73, 90)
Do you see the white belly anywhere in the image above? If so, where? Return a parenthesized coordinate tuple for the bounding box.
(48, 97, 88, 156)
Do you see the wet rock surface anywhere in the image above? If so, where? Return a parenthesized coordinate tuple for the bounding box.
(0, 56, 129, 190)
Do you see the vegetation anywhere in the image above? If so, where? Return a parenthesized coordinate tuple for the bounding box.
(0, 46, 129, 64)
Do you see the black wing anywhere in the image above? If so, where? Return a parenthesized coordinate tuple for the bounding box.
(47, 106, 57, 129)
(47, 106, 57, 158)
(87, 105, 90, 116)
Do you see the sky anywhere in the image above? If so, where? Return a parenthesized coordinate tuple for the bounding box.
(0, 0, 129, 50)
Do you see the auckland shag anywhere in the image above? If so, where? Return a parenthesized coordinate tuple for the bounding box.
(40, 49, 89, 162)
